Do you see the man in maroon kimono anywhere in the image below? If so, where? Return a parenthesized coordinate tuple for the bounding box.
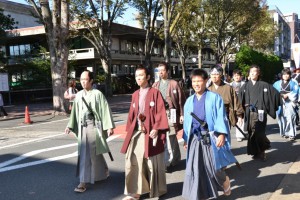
(152, 62, 186, 170)
(121, 66, 169, 200)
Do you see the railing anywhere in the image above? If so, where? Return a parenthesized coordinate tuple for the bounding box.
(69, 48, 95, 60)
(7, 47, 216, 65)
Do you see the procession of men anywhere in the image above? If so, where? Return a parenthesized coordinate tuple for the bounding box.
(59, 61, 300, 200)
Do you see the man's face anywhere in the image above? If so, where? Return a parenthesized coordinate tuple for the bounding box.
(233, 73, 242, 82)
(192, 75, 207, 94)
(157, 65, 168, 80)
(210, 73, 222, 84)
(249, 68, 259, 81)
(135, 69, 149, 87)
(80, 71, 93, 90)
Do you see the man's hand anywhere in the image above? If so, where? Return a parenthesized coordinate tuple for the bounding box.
(107, 128, 114, 137)
(65, 127, 70, 134)
(282, 94, 288, 99)
(183, 142, 188, 150)
(216, 134, 225, 147)
(180, 115, 184, 124)
(149, 129, 158, 139)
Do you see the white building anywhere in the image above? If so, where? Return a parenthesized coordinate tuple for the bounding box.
(284, 13, 300, 68)
(269, 6, 291, 60)
(0, 0, 41, 28)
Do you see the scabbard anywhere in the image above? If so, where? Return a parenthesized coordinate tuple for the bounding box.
(108, 152, 114, 161)
(234, 124, 247, 138)
(235, 162, 242, 170)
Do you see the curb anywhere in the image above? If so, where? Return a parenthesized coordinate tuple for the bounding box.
(0, 112, 54, 122)
(268, 156, 300, 199)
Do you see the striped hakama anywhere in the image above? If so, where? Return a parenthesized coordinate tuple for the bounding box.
(182, 134, 226, 200)
(78, 120, 109, 184)
(124, 130, 167, 198)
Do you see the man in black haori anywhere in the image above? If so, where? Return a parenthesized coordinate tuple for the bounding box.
(238, 65, 281, 161)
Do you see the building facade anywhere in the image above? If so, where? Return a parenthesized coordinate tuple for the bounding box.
(0, 0, 41, 28)
(269, 6, 291, 59)
(284, 13, 300, 44)
(0, 0, 217, 104)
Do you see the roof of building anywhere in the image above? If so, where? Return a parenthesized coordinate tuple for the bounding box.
(0, 0, 35, 15)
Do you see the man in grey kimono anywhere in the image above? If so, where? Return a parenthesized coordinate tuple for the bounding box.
(152, 62, 186, 171)
(65, 70, 115, 193)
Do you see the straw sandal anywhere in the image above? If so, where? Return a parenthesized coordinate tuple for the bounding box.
(223, 176, 231, 196)
(122, 194, 140, 200)
(74, 183, 86, 193)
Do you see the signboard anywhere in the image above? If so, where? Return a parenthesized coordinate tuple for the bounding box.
(0, 73, 9, 92)
(291, 43, 300, 68)
(154, 68, 160, 82)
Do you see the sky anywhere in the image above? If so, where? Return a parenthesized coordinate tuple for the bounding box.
(267, 0, 300, 15)
(8, 0, 139, 27)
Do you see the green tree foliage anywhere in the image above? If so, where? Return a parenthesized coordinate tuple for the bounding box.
(170, 0, 198, 79)
(235, 45, 283, 83)
(129, 0, 162, 75)
(0, 8, 18, 37)
(200, 0, 265, 64)
(239, 6, 277, 53)
(161, 0, 189, 64)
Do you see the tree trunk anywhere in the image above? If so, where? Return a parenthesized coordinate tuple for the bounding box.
(198, 47, 202, 68)
(100, 58, 112, 96)
(144, 28, 153, 78)
(179, 51, 186, 81)
(32, 0, 69, 113)
(163, 2, 171, 64)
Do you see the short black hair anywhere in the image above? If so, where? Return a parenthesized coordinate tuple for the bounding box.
(82, 70, 94, 81)
(190, 69, 209, 80)
(136, 65, 150, 77)
(281, 68, 291, 76)
(157, 62, 169, 72)
(249, 64, 261, 79)
(233, 69, 242, 76)
(249, 64, 261, 74)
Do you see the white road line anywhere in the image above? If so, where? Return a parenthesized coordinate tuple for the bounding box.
(0, 133, 65, 150)
(0, 143, 77, 168)
(2, 119, 125, 130)
(0, 152, 78, 173)
(0, 120, 125, 150)
(0, 134, 122, 173)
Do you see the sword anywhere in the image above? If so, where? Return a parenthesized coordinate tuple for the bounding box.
(234, 124, 248, 138)
(82, 97, 114, 162)
(190, 112, 242, 170)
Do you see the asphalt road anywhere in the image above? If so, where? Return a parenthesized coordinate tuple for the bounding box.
(0, 112, 300, 200)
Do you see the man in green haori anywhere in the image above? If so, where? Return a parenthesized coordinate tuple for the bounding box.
(65, 70, 115, 193)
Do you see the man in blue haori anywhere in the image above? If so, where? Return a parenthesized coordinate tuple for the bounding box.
(182, 69, 237, 200)
(273, 68, 299, 141)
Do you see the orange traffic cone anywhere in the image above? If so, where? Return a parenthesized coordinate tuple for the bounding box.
(24, 106, 32, 124)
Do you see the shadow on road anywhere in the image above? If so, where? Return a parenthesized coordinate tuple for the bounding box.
(223, 139, 300, 199)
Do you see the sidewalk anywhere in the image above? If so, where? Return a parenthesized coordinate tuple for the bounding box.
(0, 94, 131, 121)
(269, 156, 300, 199)
(1, 93, 299, 199)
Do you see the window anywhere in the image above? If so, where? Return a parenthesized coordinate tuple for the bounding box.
(112, 65, 121, 74)
(9, 44, 32, 56)
(132, 42, 138, 54)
